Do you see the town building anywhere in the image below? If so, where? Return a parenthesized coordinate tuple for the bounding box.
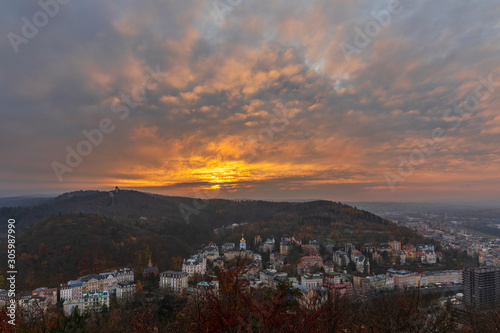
(297, 256, 323, 275)
(378, 243, 393, 254)
(115, 268, 134, 284)
(0, 290, 9, 308)
(160, 271, 189, 294)
(80, 274, 103, 294)
(280, 236, 292, 255)
(270, 252, 286, 266)
(463, 267, 500, 308)
(196, 281, 218, 292)
(222, 243, 236, 253)
(63, 298, 83, 316)
(202, 243, 220, 260)
(60, 283, 72, 301)
(301, 274, 323, 289)
(21, 296, 49, 314)
(393, 250, 406, 264)
(260, 269, 277, 286)
(116, 281, 136, 300)
(351, 250, 369, 273)
(389, 241, 401, 251)
(63, 291, 110, 315)
(100, 271, 118, 293)
(213, 259, 224, 269)
(31, 287, 57, 307)
(332, 250, 350, 268)
(70, 280, 83, 299)
(329, 282, 353, 298)
(309, 240, 320, 253)
(323, 261, 335, 274)
(262, 238, 275, 252)
(386, 268, 420, 289)
(323, 272, 342, 287)
(361, 243, 376, 254)
(182, 256, 207, 277)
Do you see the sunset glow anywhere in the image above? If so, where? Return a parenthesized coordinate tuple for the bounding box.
(1, 0, 500, 203)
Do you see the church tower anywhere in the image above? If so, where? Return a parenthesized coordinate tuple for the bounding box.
(240, 234, 246, 250)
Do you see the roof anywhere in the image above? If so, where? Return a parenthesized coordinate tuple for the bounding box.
(161, 270, 187, 276)
(80, 274, 101, 282)
(143, 266, 159, 273)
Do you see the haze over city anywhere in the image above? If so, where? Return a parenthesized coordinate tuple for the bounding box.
(2, 0, 500, 203)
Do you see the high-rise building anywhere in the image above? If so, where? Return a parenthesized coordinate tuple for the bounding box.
(463, 267, 500, 308)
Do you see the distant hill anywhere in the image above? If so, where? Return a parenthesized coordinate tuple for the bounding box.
(0, 190, 429, 289)
(0, 195, 54, 208)
(0, 190, 197, 232)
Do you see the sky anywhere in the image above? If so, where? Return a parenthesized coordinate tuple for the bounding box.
(1, 0, 500, 203)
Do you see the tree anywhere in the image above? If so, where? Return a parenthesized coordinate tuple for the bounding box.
(136, 280, 143, 293)
(348, 260, 356, 273)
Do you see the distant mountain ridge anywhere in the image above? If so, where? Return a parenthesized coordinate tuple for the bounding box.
(0, 195, 54, 208)
(0, 189, 381, 231)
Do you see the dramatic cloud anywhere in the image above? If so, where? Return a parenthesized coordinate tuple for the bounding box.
(1, 0, 499, 202)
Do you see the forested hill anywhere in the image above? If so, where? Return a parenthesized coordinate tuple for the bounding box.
(0, 190, 429, 289)
(0, 189, 398, 231)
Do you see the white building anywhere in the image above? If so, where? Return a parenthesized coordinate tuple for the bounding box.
(351, 251, 369, 273)
(115, 268, 134, 284)
(60, 283, 72, 301)
(333, 250, 350, 267)
(160, 271, 189, 294)
(116, 281, 136, 299)
(425, 251, 437, 264)
(182, 256, 207, 277)
(301, 274, 323, 289)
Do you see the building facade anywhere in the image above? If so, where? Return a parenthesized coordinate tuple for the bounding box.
(182, 256, 207, 277)
(63, 291, 110, 315)
(115, 268, 134, 284)
(31, 287, 57, 307)
(160, 270, 189, 294)
(301, 274, 323, 289)
(70, 280, 83, 299)
(116, 281, 136, 299)
(463, 267, 500, 308)
(60, 283, 72, 301)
